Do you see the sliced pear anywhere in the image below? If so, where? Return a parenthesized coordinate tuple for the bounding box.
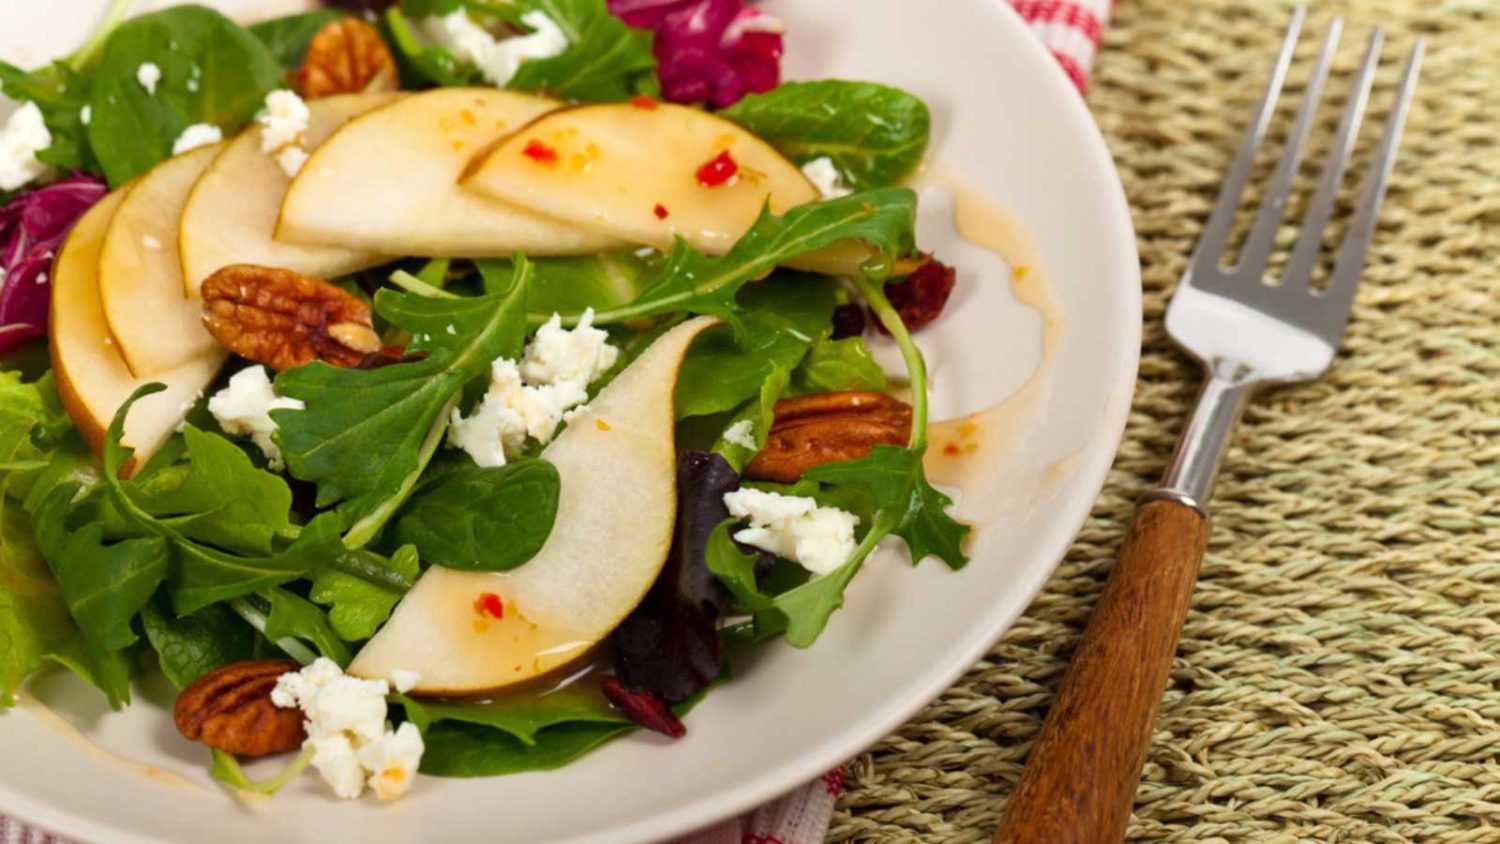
(350, 316, 719, 696)
(277, 88, 621, 257)
(179, 92, 403, 297)
(50, 189, 225, 475)
(99, 144, 225, 377)
(463, 101, 819, 256)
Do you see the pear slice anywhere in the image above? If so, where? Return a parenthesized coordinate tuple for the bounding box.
(99, 144, 225, 377)
(463, 101, 819, 256)
(349, 316, 719, 697)
(277, 88, 622, 257)
(50, 189, 225, 475)
(179, 92, 403, 298)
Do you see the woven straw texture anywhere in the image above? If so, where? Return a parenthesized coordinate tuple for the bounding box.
(830, 0, 1500, 841)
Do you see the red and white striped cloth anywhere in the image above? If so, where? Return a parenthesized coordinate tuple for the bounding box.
(1, 2, 1107, 844)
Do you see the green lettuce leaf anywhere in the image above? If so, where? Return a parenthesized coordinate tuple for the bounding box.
(139, 597, 255, 690)
(506, 0, 657, 101)
(263, 586, 351, 665)
(309, 545, 419, 641)
(721, 80, 932, 191)
(392, 461, 558, 572)
(796, 336, 887, 393)
(710, 363, 789, 472)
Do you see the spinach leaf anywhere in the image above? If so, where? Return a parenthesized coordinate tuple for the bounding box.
(419, 719, 630, 777)
(722, 80, 932, 191)
(309, 544, 419, 641)
(88, 5, 283, 185)
(400, 684, 622, 744)
(127, 425, 296, 557)
(392, 461, 558, 572)
(0, 62, 98, 176)
(507, 0, 657, 102)
(249, 10, 347, 69)
(264, 586, 351, 666)
(587, 189, 917, 330)
(34, 483, 167, 706)
(674, 273, 836, 419)
(796, 336, 887, 393)
(139, 596, 255, 690)
(477, 252, 653, 318)
(274, 259, 531, 537)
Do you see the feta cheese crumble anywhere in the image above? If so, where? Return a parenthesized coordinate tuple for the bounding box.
(206, 366, 305, 470)
(723, 488, 860, 575)
(171, 122, 222, 155)
(802, 157, 852, 200)
(0, 102, 52, 192)
(422, 10, 569, 88)
(722, 419, 757, 450)
(272, 659, 424, 802)
(79, 105, 91, 126)
(448, 309, 619, 468)
(135, 62, 161, 94)
(256, 90, 311, 177)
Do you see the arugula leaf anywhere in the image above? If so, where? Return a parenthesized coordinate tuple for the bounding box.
(33, 483, 167, 706)
(274, 260, 531, 535)
(674, 272, 836, 419)
(263, 586, 351, 666)
(588, 189, 917, 329)
(711, 363, 788, 472)
(139, 596, 255, 690)
(87, 6, 283, 185)
(0, 61, 98, 176)
(392, 461, 558, 572)
(127, 425, 296, 557)
(722, 80, 932, 191)
(249, 10, 347, 69)
(309, 545, 419, 641)
(807, 446, 967, 570)
(507, 0, 657, 101)
(797, 336, 887, 393)
(702, 521, 770, 612)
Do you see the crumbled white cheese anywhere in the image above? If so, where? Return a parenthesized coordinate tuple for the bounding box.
(135, 62, 161, 95)
(722, 419, 757, 450)
(422, 10, 569, 88)
(0, 102, 53, 192)
(723, 488, 860, 575)
(171, 122, 222, 155)
(357, 722, 424, 802)
(389, 669, 422, 694)
(448, 313, 619, 467)
(802, 157, 852, 200)
(274, 144, 309, 178)
(79, 105, 91, 126)
(271, 658, 424, 802)
(186, 77, 199, 93)
(206, 365, 305, 470)
(445, 324, 457, 335)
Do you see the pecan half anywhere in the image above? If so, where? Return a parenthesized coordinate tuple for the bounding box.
(174, 659, 305, 757)
(744, 391, 913, 483)
(294, 17, 399, 100)
(202, 264, 382, 371)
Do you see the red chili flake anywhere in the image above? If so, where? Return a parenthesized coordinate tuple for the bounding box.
(600, 677, 686, 739)
(630, 95, 659, 110)
(473, 592, 504, 620)
(653, 203, 670, 220)
(522, 139, 558, 164)
(694, 150, 738, 187)
(878, 257, 957, 334)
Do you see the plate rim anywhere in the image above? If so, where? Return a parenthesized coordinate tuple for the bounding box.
(0, 0, 1142, 841)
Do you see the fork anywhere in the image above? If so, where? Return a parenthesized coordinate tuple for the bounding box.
(994, 10, 1422, 844)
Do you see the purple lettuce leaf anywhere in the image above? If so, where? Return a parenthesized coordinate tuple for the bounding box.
(608, 0, 783, 108)
(0, 174, 107, 353)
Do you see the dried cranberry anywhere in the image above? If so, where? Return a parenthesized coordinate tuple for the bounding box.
(879, 258, 957, 334)
(830, 304, 867, 339)
(600, 678, 686, 739)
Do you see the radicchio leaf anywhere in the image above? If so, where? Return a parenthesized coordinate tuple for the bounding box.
(600, 677, 686, 738)
(607, 0, 783, 108)
(610, 450, 738, 702)
(0, 174, 107, 353)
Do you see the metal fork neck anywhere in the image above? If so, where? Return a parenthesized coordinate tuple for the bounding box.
(1152, 360, 1257, 513)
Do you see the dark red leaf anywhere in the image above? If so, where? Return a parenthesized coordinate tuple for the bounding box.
(600, 677, 686, 739)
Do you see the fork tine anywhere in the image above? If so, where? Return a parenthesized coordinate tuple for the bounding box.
(1282, 29, 1384, 291)
(1188, 7, 1306, 271)
(1235, 19, 1342, 278)
(1321, 39, 1423, 313)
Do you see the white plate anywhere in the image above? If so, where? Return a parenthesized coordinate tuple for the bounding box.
(0, 2, 1140, 842)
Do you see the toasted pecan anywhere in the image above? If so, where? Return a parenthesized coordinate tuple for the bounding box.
(294, 17, 399, 99)
(744, 391, 912, 483)
(201, 264, 382, 371)
(173, 659, 305, 757)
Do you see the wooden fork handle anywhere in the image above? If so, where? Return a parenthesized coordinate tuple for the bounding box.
(995, 497, 1211, 844)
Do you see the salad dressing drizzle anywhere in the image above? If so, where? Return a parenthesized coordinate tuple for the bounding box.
(16, 690, 205, 791)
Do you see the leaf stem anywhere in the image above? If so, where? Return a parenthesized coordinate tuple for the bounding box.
(211, 745, 313, 796)
(67, 0, 135, 71)
(228, 597, 317, 665)
(342, 393, 459, 549)
(388, 270, 458, 299)
(851, 274, 927, 451)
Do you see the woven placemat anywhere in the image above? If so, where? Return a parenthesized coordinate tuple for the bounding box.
(830, 0, 1500, 841)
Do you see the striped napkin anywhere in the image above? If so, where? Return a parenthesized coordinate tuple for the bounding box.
(1, 2, 1108, 843)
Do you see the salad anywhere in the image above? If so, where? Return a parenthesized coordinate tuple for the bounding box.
(0, 0, 968, 802)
